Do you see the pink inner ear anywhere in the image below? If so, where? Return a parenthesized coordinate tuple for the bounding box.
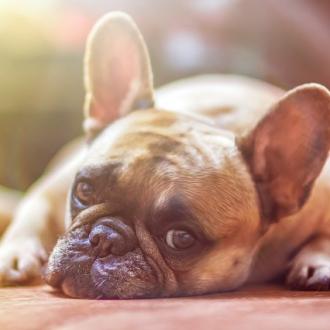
(241, 85, 330, 220)
(90, 32, 140, 124)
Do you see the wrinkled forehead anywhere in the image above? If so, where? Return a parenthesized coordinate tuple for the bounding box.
(83, 109, 235, 166)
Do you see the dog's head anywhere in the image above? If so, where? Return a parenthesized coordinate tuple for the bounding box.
(45, 12, 330, 299)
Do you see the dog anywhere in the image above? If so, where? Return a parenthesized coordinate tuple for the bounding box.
(0, 12, 330, 299)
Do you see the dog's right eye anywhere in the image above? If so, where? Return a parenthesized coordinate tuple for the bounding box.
(165, 229, 196, 250)
(74, 181, 94, 206)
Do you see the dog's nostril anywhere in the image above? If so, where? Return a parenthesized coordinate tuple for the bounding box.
(89, 221, 136, 257)
(89, 225, 118, 257)
(89, 232, 101, 246)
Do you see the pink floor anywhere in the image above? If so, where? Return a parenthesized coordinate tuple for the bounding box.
(1, 284, 330, 330)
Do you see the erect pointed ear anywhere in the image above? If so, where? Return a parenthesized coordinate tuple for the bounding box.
(239, 84, 330, 222)
(83, 12, 154, 137)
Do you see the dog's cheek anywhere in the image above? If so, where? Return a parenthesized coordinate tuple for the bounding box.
(45, 237, 73, 288)
(61, 272, 100, 299)
(45, 228, 98, 297)
(178, 248, 254, 295)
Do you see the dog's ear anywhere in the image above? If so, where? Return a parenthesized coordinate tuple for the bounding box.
(83, 12, 154, 137)
(239, 84, 330, 221)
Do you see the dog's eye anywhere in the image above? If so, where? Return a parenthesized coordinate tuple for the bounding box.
(165, 229, 196, 250)
(75, 181, 94, 205)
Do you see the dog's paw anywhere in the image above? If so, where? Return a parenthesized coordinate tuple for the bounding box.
(286, 237, 330, 291)
(0, 238, 47, 286)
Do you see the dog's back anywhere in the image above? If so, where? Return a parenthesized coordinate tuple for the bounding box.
(156, 74, 284, 135)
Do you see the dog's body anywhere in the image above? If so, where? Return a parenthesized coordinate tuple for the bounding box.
(1, 13, 330, 298)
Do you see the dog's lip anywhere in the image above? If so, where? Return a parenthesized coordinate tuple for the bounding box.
(44, 265, 65, 288)
(144, 255, 165, 289)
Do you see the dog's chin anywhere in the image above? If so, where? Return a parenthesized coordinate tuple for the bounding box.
(45, 229, 161, 299)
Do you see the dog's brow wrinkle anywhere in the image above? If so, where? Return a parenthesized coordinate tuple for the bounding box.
(70, 203, 113, 230)
(148, 138, 181, 154)
(132, 130, 180, 142)
(76, 162, 121, 182)
(153, 194, 194, 224)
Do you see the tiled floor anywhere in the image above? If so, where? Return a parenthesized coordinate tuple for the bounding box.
(1, 285, 330, 330)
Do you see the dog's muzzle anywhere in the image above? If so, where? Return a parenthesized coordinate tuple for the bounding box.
(45, 216, 160, 299)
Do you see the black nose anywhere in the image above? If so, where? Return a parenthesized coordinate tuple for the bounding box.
(89, 218, 137, 257)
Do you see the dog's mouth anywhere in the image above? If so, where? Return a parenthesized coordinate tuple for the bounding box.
(45, 226, 161, 299)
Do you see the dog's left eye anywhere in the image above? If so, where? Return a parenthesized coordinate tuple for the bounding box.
(165, 229, 196, 250)
(75, 181, 94, 206)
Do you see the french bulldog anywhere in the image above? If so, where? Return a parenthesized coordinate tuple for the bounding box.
(1, 12, 330, 299)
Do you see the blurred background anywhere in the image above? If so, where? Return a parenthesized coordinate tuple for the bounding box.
(0, 0, 330, 190)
